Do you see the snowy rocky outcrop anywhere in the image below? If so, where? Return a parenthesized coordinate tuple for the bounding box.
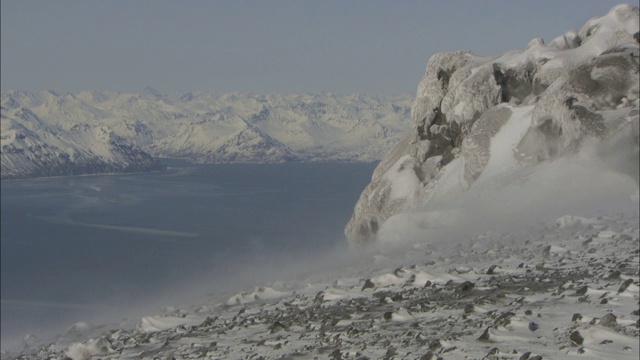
(346, 4, 640, 245)
(1, 91, 412, 179)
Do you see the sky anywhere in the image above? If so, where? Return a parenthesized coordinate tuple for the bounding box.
(0, 0, 634, 95)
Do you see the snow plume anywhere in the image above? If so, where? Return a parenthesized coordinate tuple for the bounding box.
(375, 136, 638, 250)
(346, 3, 640, 247)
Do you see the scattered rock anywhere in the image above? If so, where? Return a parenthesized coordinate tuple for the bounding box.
(478, 327, 492, 341)
(599, 313, 617, 327)
(458, 281, 475, 292)
(570, 330, 584, 346)
(420, 351, 435, 360)
(361, 279, 375, 291)
(269, 321, 287, 334)
(575, 286, 588, 296)
(494, 311, 515, 327)
(618, 279, 633, 293)
(464, 303, 475, 314)
(429, 340, 442, 350)
(608, 270, 621, 279)
(383, 312, 393, 321)
(330, 349, 343, 360)
(383, 347, 397, 360)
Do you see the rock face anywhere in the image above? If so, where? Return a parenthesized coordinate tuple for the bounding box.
(346, 4, 640, 245)
(1, 91, 413, 179)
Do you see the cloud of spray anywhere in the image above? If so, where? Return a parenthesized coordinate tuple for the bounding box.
(374, 132, 639, 252)
(0, 217, 360, 355)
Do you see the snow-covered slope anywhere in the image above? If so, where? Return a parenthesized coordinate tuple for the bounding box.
(1, 102, 164, 180)
(346, 3, 640, 245)
(4, 205, 638, 359)
(1, 91, 412, 179)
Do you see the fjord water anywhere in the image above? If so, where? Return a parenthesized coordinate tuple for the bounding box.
(0, 161, 376, 350)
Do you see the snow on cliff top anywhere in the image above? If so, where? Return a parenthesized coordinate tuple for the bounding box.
(346, 3, 639, 246)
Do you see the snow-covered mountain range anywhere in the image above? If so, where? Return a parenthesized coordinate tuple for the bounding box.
(346, 3, 640, 246)
(1, 91, 412, 179)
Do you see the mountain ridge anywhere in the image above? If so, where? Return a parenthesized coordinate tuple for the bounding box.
(1, 92, 413, 179)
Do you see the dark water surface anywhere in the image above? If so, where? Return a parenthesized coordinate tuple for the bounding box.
(1, 161, 376, 349)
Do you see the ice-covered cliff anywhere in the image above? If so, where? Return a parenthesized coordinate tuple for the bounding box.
(1, 92, 412, 179)
(346, 4, 640, 245)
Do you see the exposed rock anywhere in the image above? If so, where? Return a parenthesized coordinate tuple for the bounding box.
(608, 270, 622, 279)
(345, 3, 640, 245)
(420, 351, 435, 360)
(575, 286, 589, 296)
(464, 303, 475, 314)
(570, 330, 584, 345)
(599, 313, 617, 327)
(478, 326, 493, 341)
(457, 281, 475, 292)
(486, 265, 498, 275)
(618, 278, 634, 293)
(268, 321, 287, 334)
(361, 279, 375, 291)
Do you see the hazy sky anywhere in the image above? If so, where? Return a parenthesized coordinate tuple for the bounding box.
(0, 0, 632, 95)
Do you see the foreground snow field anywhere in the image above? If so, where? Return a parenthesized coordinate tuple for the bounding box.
(4, 210, 638, 359)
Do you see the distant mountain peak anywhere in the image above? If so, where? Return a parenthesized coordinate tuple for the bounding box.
(142, 86, 163, 98)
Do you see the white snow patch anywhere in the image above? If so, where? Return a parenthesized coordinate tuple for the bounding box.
(136, 314, 204, 333)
